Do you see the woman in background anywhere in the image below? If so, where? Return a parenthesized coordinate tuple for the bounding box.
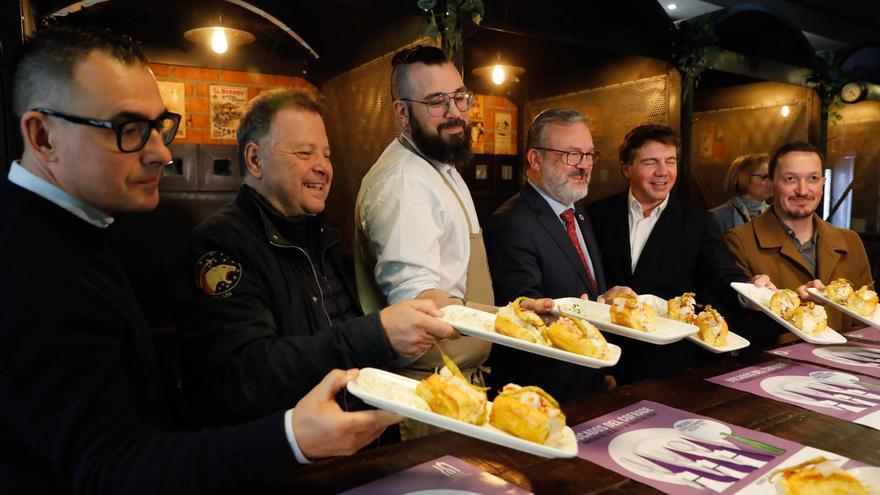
(710, 153, 772, 232)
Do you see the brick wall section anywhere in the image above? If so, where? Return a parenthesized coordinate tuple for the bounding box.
(150, 63, 316, 144)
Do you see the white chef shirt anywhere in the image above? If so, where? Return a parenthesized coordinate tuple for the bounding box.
(627, 188, 669, 272)
(356, 136, 479, 304)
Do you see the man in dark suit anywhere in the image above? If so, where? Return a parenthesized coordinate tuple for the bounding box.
(586, 125, 771, 383)
(0, 26, 399, 493)
(485, 108, 633, 401)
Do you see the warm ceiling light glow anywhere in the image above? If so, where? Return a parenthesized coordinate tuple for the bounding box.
(491, 65, 506, 85)
(211, 28, 229, 54)
(667, 3, 678, 10)
(781, 105, 791, 117)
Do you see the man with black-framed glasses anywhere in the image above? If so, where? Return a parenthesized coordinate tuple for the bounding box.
(354, 44, 497, 440)
(1, 25, 404, 493)
(484, 108, 635, 401)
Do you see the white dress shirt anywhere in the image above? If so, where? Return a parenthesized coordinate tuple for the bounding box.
(627, 188, 670, 272)
(528, 180, 597, 278)
(8, 161, 311, 464)
(357, 136, 480, 304)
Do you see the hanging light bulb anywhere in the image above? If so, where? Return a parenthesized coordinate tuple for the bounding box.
(211, 27, 229, 54)
(491, 65, 506, 85)
(781, 105, 791, 117)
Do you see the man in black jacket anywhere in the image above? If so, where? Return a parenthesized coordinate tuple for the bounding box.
(173, 88, 456, 426)
(485, 108, 633, 400)
(586, 125, 771, 383)
(0, 26, 401, 494)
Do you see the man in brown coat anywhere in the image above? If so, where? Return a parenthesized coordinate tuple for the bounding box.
(725, 141, 873, 333)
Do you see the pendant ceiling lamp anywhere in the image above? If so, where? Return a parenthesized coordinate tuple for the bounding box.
(184, 16, 255, 54)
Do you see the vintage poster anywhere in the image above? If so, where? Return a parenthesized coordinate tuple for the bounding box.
(340, 455, 531, 494)
(156, 80, 186, 138)
(494, 111, 513, 155)
(707, 360, 880, 430)
(469, 94, 486, 153)
(574, 400, 874, 494)
(768, 341, 880, 379)
(210, 85, 248, 140)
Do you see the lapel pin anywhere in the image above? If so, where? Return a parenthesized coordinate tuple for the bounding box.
(578, 213, 585, 221)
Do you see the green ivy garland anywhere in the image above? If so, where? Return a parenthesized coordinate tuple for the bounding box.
(418, 0, 484, 60)
(807, 52, 847, 125)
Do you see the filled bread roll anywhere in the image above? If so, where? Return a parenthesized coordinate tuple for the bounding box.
(825, 278, 854, 304)
(415, 353, 488, 425)
(846, 285, 878, 317)
(769, 289, 800, 320)
(609, 294, 656, 333)
(772, 457, 868, 495)
(695, 305, 728, 347)
(789, 302, 827, 335)
(489, 384, 565, 445)
(547, 316, 608, 358)
(495, 296, 549, 345)
(668, 292, 697, 324)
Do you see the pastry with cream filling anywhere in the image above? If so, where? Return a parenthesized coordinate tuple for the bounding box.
(847, 285, 878, 317)
(415, 353, 488, 425)
(547, 316, 608, 358)
(489, 384, 566, 445)
(668, 292, 697, 324)
(789, 302, 828, 335)
(771, 457, 868, 495)
(825, 278, 855, 304)
(695, 305, 728, 347)
(494, 296, 549, 345)
(609, 293, 656, 333)
(769, 289, 800, 320)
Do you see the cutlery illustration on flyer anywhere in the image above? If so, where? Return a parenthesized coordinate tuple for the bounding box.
(573, 400, 877, 494)
(768, 340, 880, 378)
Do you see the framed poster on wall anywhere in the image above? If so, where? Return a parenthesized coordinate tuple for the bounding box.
(210, 85, 248, 140)
(157, 80, 186, 139)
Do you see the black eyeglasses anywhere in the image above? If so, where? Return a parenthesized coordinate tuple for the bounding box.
(400, 91, 474, 116)
(750, 173, 771, 181)
(534, 147, 600, 166)
(33, 108, 182, 153)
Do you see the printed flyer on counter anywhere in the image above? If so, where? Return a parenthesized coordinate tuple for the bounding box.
(573, 400, 877, 494)
(707, 360, 880, 430)
(767, 341, 880, 378)
(339, 455, 531, 495)
(848, 327, 880, 342)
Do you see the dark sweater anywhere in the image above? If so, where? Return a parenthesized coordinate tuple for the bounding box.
(0, 177, 294, 494)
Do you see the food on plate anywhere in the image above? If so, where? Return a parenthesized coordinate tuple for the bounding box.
(489, 383, 566, 445)
(769, 289, 800, 320)
(609, 293, 656, 333)
(495, 296, 550, 345)
(771, 457, 868, 495)
(695, 305, 728, 347)
(789, 302, 828, 335)
(825, 278, 855, 304)
(415, 353, 488, 425)
(547, 316, 608, 358)
(668, 292, 697, 324)
(847, 285, 878, 317)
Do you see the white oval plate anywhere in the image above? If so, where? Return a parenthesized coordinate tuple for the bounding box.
(730, 282, 846, 344)
(553, 297, 698, 345)
(807, 287, 880, 328)
(636, 294, 750, 353)
(438, 305, 620, 369)
(347, 367, 577, 458)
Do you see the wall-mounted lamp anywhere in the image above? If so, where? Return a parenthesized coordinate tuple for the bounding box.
(780, 105, 791, 118)
(184, 17, 255, 54)
(472, 63, 525, 85)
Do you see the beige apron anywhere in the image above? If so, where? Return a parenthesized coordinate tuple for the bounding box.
(354, 137, 494, 440)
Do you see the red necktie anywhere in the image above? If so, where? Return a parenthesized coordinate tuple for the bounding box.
(561, 208, 599, 295)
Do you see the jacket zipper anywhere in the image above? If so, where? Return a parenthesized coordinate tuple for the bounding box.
(270, 240, 332, 326)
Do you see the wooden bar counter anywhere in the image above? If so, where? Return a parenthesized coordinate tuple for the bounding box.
(261, 352, 880, 493)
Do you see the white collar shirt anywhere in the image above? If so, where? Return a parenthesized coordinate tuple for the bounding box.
(8, 161, 114, 228)
(356, 136, 479, 304)
(627, 188, 669, 273)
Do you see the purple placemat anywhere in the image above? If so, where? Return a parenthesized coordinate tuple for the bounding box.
(339, 455, 532, 495)
(847, 327, 880, 342)
(767, 341, 880, 378)
(574, 400, 869, 494)
(707, 360, 880, 430)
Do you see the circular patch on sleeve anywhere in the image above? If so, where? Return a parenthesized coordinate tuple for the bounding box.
(196, 251, 242, 297)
